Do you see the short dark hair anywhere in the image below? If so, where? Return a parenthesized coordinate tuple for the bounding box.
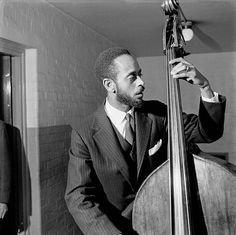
(94, 47, 131, 81)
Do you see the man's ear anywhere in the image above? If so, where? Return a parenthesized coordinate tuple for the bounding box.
(103, 78, 116, 93)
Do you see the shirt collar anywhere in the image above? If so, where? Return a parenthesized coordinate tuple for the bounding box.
(105, 99, 134, 124)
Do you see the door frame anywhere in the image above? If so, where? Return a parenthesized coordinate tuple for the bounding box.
(0, 37, 41, 235)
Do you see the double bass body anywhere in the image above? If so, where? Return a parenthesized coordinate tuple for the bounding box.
(132, 154, 236, 234)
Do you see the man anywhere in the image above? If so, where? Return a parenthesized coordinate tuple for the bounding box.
(0, 120, 11, 233)
(65, 47, 226, 235)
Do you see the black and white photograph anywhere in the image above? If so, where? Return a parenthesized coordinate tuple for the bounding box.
(0, 0, 235, 234)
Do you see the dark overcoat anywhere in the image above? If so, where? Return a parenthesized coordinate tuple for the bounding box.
(0, 120, 11, 204)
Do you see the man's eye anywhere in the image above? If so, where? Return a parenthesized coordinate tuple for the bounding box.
(128, 72, 143, 82)
(129, 75, 136, 82)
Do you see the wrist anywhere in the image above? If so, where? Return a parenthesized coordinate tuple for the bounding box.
(200, 84, 214, 99)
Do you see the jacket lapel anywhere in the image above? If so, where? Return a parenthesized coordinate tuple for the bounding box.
(92, 105, 135, 190)
(135, 110, 152, 178)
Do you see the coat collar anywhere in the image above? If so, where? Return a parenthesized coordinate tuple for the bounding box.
(134, 109, 152, 178)
(92, 104, 152, 187)
(92, 105, 135, 189)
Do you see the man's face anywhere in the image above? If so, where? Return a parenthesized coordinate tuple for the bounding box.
(113, 54, 145, 108)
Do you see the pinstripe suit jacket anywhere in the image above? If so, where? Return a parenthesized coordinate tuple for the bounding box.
(65, 97, 226, 235)
(0, 120, 11, 204)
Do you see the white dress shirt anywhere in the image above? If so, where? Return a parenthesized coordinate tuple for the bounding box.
(105, 100, 134, 139)
(201, 91, 219, 103)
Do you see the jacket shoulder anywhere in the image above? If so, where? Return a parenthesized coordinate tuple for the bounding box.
(138, 100, 167, 117)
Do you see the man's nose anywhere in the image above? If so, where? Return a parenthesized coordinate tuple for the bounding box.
(137, 76, 145, 87)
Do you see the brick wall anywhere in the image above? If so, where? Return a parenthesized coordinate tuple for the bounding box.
(1, 0, 116, 127)
(0, 0, 116, 234)
(39, 125, 82, 235)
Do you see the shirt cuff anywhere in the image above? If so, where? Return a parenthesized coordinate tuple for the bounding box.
(201, 92, 219, 103)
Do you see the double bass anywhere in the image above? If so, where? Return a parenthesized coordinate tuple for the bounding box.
(132, 0, 236, 234)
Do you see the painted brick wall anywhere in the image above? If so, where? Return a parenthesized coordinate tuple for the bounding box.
(1, 0, 116, 127)
(39, 125, 82, 235)
(0, 0, 116, 234)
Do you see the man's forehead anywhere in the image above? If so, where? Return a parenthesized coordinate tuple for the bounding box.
(114, 54, 139, 71)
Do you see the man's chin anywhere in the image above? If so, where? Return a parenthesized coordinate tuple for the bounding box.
(116, 93, 143, 108)
(133, 99, 144, 108)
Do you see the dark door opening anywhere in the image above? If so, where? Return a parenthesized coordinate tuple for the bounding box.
(0, 52, 31, 235)
(0, 53, 12, 124)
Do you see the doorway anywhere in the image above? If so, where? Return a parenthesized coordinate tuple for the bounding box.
(0, 39, 31, 235)
(0, 53, 12, 124)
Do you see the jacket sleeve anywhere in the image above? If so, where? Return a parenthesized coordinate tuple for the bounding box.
(65, 129, 122, 235)
(183, 95, 226, 143)
(0, 121, 11, 203)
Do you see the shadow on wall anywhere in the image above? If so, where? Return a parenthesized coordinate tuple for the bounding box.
(4, 124, 31, 234)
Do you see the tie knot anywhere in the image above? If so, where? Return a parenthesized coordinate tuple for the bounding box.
(125, 113, 132, 121)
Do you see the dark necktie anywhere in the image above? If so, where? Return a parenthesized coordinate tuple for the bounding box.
(125, 113, 134, 145)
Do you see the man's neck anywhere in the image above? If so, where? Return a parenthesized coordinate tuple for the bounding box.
(106, 97, 131, 113)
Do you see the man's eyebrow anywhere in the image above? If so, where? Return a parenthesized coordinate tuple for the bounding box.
(127, 71, 136, 77)
(127, 69, 142, 77)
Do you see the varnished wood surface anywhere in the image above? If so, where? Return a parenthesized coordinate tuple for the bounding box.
(132, 153, 236, 235)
